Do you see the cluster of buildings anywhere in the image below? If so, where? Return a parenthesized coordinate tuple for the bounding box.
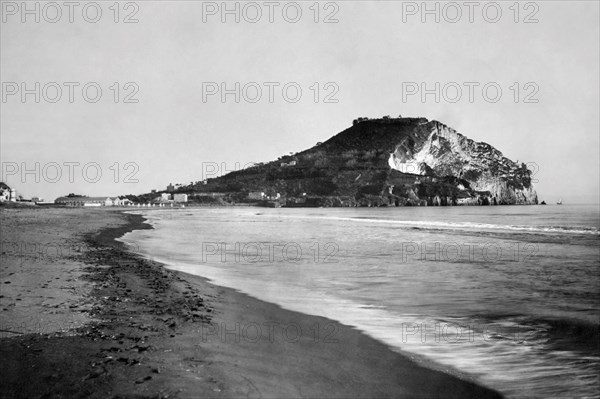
(0, 182, 17, 202)
(166, 183, 186, 192)
(54, 183, 190, 207)
(153, 193, 188, 203)
(54, 192, 189, 207)
(1, 181, 189, 208)
(0, 182, 44, 203)
(248, 192, 281, 201)
(54, 196, 134, 207)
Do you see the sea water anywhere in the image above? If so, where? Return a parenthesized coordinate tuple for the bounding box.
(120, 204, 600, 398)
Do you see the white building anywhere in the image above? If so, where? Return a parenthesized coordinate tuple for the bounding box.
(161, 193, 172, 201)
(112, 198, 133, 206)
(173, 193, 188, 203)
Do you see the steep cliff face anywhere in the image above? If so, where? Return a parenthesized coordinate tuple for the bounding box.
(387, 120, 537, 205)
(187, 117, 538, 207)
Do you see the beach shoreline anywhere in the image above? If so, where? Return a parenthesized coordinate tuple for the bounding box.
(0, 207, 502, 398)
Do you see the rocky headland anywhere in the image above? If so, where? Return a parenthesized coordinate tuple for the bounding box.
(135, 117, 538, 207)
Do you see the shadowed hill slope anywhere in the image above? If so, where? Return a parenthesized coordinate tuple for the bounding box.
(154, 117, 538, 207)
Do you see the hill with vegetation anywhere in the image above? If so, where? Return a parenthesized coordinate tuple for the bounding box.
(140, 116, 538, 207)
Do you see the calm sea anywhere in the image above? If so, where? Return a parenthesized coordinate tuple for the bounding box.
(120, 204, 600, 398)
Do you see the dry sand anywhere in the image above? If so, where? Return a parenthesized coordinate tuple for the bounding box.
(0, 206, 503, 398)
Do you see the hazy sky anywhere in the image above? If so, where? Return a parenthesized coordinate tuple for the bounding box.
(1, 1, 598, 203)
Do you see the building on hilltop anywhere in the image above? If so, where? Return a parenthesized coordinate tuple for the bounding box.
(280, 160, 297, 167)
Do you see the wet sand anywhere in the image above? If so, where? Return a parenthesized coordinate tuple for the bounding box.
(0, 207, 503, 398)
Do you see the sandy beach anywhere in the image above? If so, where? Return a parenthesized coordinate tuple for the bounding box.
(0, 206, 502, 398)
